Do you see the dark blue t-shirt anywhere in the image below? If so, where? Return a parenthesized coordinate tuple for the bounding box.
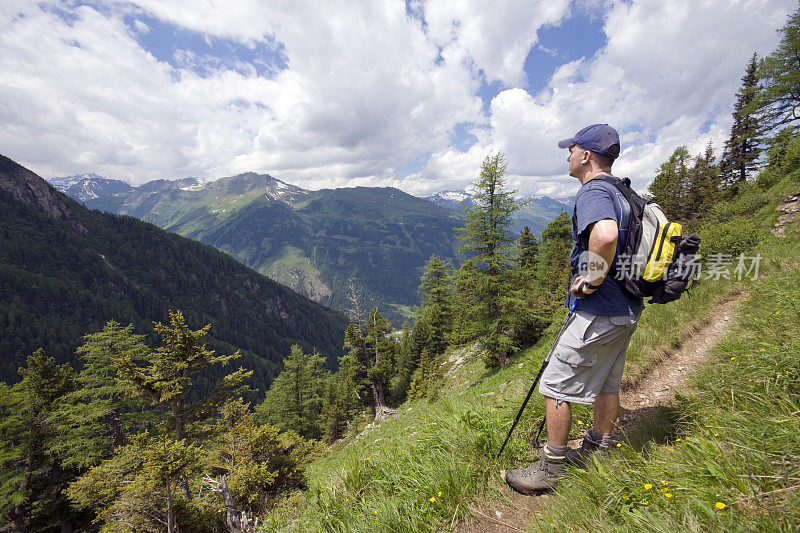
(565, 175, 645, 316)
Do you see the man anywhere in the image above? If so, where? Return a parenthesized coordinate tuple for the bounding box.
(505, 124, 644, 494)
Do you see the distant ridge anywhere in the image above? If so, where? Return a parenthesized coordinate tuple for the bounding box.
(422, 188, 574, 235)
(0, 154, 348, 389)
(76, 173, 466, 324)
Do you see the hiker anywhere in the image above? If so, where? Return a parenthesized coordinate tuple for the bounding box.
(505, 124, 645, 494)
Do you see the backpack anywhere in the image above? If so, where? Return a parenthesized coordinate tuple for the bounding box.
(578, 176, 701, 304)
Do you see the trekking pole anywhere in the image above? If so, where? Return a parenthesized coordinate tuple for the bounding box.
(496, 300, 577, 459)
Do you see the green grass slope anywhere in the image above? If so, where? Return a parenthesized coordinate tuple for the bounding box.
(258, 172, 800, 532)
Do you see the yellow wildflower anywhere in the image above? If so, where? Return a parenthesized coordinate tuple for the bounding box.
(776, 311, 780, 314)
(730, 357, 736, 360)
(622, 495, 629, 501)
(676, 438, 682, 443)
(577, 420, 583, 425)
(661, 487, 669, 493)
(616, 442, 622, 448)
(414, 488, 419, 492)
(438, 491, 442, 497)
(760, 348, 766, 352)
(665, 493, 673, 498)
(716, 502, 726, 510)
(640, 499, 649, 506)
(661, 481, 668, 486)
(430, 497, 436, 503)
(364, 457, 370, 461)
(644, 484, 653, 490)
(373, 510, 378, 515)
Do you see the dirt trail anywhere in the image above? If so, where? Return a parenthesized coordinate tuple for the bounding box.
(457, 296, 742, 533)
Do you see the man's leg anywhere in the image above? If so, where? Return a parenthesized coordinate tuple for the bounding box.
(505, 396, 569, 494)
(592, 392, 619, 436)
(545, 396, 572, 446)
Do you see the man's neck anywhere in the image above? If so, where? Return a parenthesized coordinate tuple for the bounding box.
(579, 168, 613, 186)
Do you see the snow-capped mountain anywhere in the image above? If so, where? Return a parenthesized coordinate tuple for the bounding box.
(47, 173, 133, 202)
(422, 189, 574, 235)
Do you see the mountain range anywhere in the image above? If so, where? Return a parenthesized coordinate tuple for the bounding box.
(0, 155, 348, 390)
(48, 174, 573, 324)
(423, 188, 574, 235)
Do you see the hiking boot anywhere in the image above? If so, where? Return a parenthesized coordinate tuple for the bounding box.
(565, 429, 610, 467)
(505, 445, 566, 494)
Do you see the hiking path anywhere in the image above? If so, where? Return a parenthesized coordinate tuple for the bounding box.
(458, 295, 742, 533)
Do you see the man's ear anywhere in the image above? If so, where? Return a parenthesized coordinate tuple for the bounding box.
(581, 150, 592, 164)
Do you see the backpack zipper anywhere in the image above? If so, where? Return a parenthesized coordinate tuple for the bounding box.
(654, 222, 671, 262)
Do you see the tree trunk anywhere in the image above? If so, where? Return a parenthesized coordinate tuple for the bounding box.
(221, 476, 243, 532)
(370, 380, 394, 421)
(171, 403, 192, 500)
(166, 485, 176, 533)
(109, 408, 124, 450)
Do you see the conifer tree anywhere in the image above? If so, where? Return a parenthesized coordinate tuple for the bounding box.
(204, 398, 309, 528)
(689, 142, 723, 219)
(389, 320, 415, 403)
(343, 303, 396, 421)
(256, 345, 327, 440)
(648, 146, 692, 219)
(533, 213, 573, 311)
(67, 432, 203, 533)
(756, 7, 800, 131)
(455, 152, 522, 367)
(722, 53, 762, 189)
(50, 321, 150, 471)
(416, 255, 454, 357)
(111, 310, 251, 498)
(0, 350, 76, 532)
(517, 226, 539, 270)
(511, 226, 549, 346)
(321, 364, 361, 443)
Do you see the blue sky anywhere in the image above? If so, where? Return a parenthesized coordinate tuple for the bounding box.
(0, 0, 795, 196)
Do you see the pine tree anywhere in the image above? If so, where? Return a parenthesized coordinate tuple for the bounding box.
(389, 321, 414, 403)
(648, 146, 692, 219)
(204, 398, 310, 527)
(689, 142, 723, 220)
(49, 321, 150, 471)
(111, 310, 251, 499)
(535, 212, 573, 310)
(517, 226, 539, 270)
(511, 226, 549, 347)
(67, 433, 203, 533)
(342, 306, 396, 421)
(722, 53, 762, 189)
(416, 255, 454, 357)
(255, 345, 327, 439)
(756, 7, 800, 132)
(0, 350, 76, 532)
(455, 152, 522, 367)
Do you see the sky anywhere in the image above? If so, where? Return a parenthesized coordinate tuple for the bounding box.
(0, 0, 795, 197)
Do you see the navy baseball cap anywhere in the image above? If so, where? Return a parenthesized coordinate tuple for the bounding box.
(558, 124, 621, 162)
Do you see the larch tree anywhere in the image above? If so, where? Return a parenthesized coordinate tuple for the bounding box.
(456, 152, 522, 367)
(756, 7, 800, 132)
(0, 350, 76, 533)
(256, 345, 327, 440)
(342, 283, 396, 421)
(722, 53, 762, 189)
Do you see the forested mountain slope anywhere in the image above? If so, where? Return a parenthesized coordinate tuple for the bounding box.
(82, 172, 466, 324)
(0, 155, 348, 388)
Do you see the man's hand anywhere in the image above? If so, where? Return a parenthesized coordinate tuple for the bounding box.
(570, 276, 599, 299)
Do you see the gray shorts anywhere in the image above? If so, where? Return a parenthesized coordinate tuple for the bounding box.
(539, 310, 640, 405)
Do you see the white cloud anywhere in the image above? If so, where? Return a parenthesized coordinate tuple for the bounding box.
(0, 0, 795, 198)
(413, 0, 795, 197)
